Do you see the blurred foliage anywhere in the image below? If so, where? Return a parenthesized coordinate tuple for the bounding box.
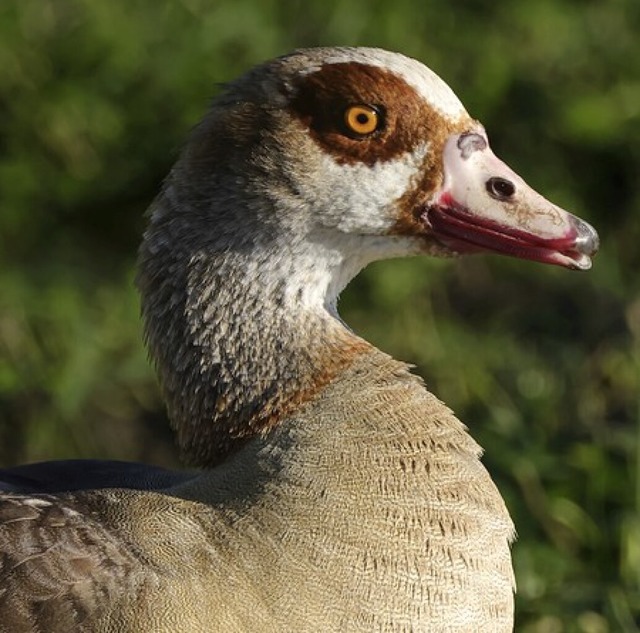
(0, 0, 639, 629)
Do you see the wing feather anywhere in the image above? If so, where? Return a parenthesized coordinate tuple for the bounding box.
(0, 492, 141, 633)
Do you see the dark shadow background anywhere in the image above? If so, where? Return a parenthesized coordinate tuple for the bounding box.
(0, 1, 638, 629)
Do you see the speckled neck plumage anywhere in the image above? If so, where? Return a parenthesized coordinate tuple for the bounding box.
(138, 194, 372, 465)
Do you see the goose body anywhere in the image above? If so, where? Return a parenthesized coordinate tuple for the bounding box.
(0, 47, 598, 632)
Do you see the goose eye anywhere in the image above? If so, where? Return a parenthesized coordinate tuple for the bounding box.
(344, 105, 381, 137)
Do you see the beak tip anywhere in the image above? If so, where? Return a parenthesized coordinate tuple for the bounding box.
(575, 257, 593, 271)
(572, 216, 600, 258)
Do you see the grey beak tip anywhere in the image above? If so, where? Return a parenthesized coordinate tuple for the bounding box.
(573, 217, 600, 256)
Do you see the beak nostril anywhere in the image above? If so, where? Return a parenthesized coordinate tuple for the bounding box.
(486, 177, 516, 201)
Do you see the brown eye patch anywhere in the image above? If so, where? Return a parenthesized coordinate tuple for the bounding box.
(288, 61, 467, 167)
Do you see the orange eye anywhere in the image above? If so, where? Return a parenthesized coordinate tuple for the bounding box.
(344, 105, 380, 136)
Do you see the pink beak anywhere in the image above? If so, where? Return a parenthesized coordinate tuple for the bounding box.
(425, 131, 599, 270)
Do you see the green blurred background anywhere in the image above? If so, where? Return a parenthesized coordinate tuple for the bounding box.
(0, 0, 638, 629)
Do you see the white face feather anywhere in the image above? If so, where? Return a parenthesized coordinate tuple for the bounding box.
(300, 142, 430, 235)
(269, 144, 431, 313)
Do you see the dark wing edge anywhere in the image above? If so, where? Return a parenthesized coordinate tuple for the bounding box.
(0, 459, 195, 494)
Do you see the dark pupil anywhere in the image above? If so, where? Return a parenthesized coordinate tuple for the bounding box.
(486, 177, 516, 200)
(356, 112, 370, 125)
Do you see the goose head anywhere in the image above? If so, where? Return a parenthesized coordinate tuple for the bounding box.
(138, 47, 598, 465)
(273, 48, 599, 273)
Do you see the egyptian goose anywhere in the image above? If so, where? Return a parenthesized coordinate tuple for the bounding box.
(0, 47, 598, 632)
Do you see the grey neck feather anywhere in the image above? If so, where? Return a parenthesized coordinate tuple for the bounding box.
(137, 171, 374, 466)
